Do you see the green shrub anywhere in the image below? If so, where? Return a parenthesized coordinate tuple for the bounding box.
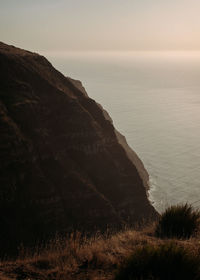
(155, 204, 200, 239)
(115, 243, 200, 280)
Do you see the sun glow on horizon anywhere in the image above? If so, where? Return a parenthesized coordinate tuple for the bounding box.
(1, 0, 200, 52)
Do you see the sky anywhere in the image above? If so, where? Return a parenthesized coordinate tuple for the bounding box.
(1, 0, 200, 52)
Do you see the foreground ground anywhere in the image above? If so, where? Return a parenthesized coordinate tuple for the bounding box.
(0, 224, 200, 280)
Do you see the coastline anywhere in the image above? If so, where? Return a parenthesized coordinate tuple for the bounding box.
(97, 103, 151, 201)
(70, 78, 152, 207)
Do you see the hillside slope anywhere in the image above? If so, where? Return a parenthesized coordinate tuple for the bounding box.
(0, 42, 157, 254)
(0, 228, 199, 280)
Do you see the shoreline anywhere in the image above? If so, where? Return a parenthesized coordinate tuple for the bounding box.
(60, 78, 156, 214)
(99, 103, 152, 201)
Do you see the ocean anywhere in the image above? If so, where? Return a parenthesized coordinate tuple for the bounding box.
(45, 51, 200, 213)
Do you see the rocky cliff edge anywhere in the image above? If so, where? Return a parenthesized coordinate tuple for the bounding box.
(0, 42, 157, 255)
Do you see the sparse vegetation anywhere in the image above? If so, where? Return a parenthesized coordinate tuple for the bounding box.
(115, 242, 200, 280)
(1, 205, 200, 280)
(155, 204, 200, 239)
(0, 227, 200, 280)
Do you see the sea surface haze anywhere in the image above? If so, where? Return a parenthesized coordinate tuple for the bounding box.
(45, 51, 200, 213)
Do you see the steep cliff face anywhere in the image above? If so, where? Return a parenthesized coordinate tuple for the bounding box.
(0, 42, 157, 254)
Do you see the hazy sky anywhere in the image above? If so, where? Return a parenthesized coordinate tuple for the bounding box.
(1, 0, 200, 52)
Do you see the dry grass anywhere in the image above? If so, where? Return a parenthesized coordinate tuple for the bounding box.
(0, 225, 200, 280)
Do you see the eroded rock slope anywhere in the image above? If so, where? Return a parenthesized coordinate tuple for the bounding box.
(0, 42, 157, 254)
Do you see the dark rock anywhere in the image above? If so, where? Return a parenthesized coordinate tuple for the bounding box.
(0, 42, 157, 255)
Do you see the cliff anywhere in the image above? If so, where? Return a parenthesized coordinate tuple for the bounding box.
(0, 42, 157, 255)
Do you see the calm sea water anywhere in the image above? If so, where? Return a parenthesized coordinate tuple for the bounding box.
(45, 51, 200, 213)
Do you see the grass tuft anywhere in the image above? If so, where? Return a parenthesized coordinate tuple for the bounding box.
(155, 204, 200, 239)
(115, 242, 200, 280)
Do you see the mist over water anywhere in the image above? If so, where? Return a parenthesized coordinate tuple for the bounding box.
(46, 51, 200, 213)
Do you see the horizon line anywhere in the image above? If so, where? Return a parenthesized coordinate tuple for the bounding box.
(41, 49, 200, 57)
